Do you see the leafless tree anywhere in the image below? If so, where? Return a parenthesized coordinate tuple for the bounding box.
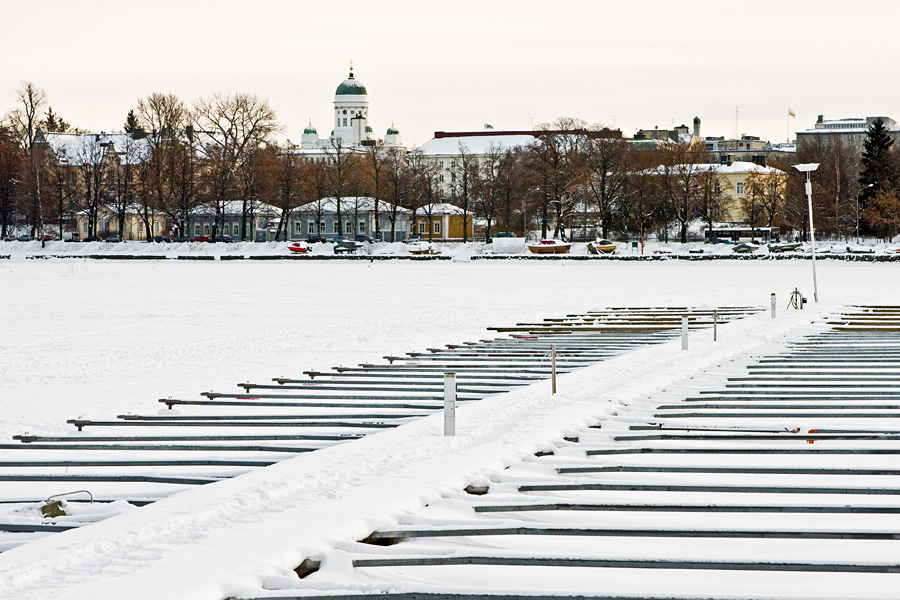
(193, 92, 279, 240)
(383, 147, 411, 241)
(450, 141, 479, 242)
(365, 143, 389, 240)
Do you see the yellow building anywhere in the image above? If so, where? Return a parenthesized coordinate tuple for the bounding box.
(412, 203, 475, 241)
(74, 205, 169, 241)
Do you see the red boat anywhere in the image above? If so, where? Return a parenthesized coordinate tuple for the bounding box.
(288, 242, 311, 254)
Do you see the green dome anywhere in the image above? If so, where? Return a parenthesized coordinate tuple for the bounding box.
(303, 124, 317, 135)
(365, 125, 373, 133)
(386, 125, 400, 136)
(335, 71, 367, 96)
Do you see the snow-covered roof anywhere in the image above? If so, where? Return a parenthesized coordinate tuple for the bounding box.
(295, 197, 410, 214)
(43, 131, 152, 166)
(191, 200, 281, 217)
(648, 161, 783, 176)
(414, 202, 465, 216)
(415, 134, 534, 156)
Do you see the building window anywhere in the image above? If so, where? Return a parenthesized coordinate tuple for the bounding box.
(439, 174, 444, 182)
(203, 223, 210, 235)
(714, 181, 721, 195)
(358, 220, 366, 233)
(294, 221, 302, 234)
(345, 221, 352, 234)
(736, 182, 744, 194)
(343, 118, 347, 127)
(418, 221, 427, 234)
(308, 221, 316, 235)
(439, 161, 444, 169)
(194, 224, 201, 236)
(224, 224, 230, 235)
(433, 220, 441, 234)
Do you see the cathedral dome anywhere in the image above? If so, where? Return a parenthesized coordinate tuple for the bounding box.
(335, 69, 367, 96)
(303, 123, 317, 135)
(386, 124, 400, 136)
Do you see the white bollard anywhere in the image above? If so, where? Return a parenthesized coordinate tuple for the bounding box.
(551, 344, 557, 394)
(681, 316, 689, 350)
(771, 293, 776, 319)
(444, 373, 456, 436)
(713, 310, 718, 342)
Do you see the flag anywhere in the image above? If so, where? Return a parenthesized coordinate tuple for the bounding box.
(484, 123, 494, 129)
(788, 109, 796, 118)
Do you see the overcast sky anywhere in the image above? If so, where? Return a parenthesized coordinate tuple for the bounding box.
(3, 0, 897, 147)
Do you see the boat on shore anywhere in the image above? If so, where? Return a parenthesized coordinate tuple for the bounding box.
(767, 241, 802, 253)
(287, 241, 311, 254)
(586, 239, 616, 254)
(732, 241, 761, 254)
(527, 239, 571, 255)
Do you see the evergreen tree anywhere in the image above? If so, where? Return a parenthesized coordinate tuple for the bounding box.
(123, 109, 140, 134)
(40, 106, 70, 133)
(859, 118, 897, 205)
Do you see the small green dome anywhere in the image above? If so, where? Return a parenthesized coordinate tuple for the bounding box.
(335, 70, 367, 96)
(365, 125, 373, 133)
(303, 124, 317, 135)
(386, 125, 399, 136)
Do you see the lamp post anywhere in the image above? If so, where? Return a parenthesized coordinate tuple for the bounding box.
(856, 183, 874, 245)
(793, 163, 820, 302)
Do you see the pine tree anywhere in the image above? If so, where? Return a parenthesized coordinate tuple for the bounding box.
(859, 118, 897, 205)
(123, 109, 140, 134)
(41, 106, 70, 133)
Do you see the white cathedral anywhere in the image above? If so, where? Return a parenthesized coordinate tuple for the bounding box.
(299, 65, 402, 152)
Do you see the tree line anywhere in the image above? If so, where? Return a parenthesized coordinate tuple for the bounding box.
(2, 81, 899, 243)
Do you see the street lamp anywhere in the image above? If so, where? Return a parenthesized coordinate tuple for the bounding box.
(793, 163, 820, 302)
(856, 183, 874, 244)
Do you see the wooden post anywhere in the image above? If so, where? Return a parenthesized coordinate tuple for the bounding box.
(444, 373, 456, 436)
(551, 344, 557, 394)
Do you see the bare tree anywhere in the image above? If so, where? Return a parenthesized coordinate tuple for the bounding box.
(365, 143, 389, 240)
(72, 135, 109, 239)
(7, 82, 49, 241)
(322, 135, 359, 238)
(526, 119, 586, 238)
(582, 134, 627, 238)
(0, 125, 23, 237)
(695, 166, 730, 239)
(383, 147, 412, 241)
(193, 92, 279, 240)
(450, 141, 479, 242)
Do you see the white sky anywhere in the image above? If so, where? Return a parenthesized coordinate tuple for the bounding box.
(2, 0, 898, 147)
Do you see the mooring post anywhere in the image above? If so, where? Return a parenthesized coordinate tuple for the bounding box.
(551, 344, 557, 394)
(681, 316, 689, 350)
(713, 310, 718, 342)
(444, 373, 456, 436)
(771, 293, 776, 319)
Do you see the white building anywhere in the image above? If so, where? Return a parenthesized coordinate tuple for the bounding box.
(415, 131, 536, 197)
(796, 114, 898, 152)
(299, 65, 403, 155)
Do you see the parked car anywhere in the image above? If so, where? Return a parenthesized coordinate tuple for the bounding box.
(173, 236, 189, 243)
(104, 235, 122, 243)
(403, 237, 421, 244)
(213, 235, 234, 243)
(82, 235, 98, 242)
(41, 234, 57, 242)
(153, 235, 171, 243)
(355, 234, 374, 243)
(190, 235, 212, 243)
(17, 234, 33, 242)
